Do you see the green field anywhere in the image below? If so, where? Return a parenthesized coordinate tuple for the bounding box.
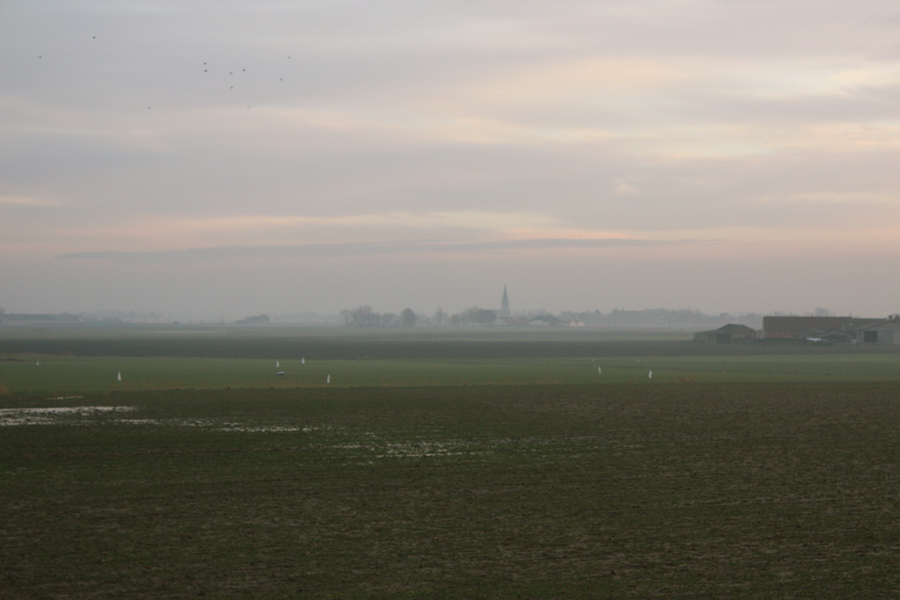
(2, 353, 900, 396)
(2, 328, 899, 598)
(4, 325, 900, 396)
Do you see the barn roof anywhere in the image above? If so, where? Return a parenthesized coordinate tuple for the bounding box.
(854, 318, 900, 331)
(763, 316, 882, 333)
(696, 323, 757, 335)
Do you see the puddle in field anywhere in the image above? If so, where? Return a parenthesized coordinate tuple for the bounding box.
(333, 438, 478, 459)
(0, 406, 137, 426)
(374, 441, 486, 459)
(215, 425, 318, 433)
(0, 406, 323, 433)
(0, 409, 595, 464)
(116, 419, 320, 433)
(0, 407, 569, 463)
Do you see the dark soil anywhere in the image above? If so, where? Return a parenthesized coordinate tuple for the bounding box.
(1, 383, 898, 598)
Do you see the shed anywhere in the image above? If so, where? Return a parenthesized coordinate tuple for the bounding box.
(854, 318, 900, 344)
(762, 316, 885, 339)
(694, 324, 758, 344)
(802, 328, 854, 344)
(529, 314, 564, 327)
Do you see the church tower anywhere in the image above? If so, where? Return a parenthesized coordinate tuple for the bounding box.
(500, 285, 510, 317)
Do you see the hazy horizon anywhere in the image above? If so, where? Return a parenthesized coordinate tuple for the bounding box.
(0, 293, 875, 326)
(3, 2, 900, 320)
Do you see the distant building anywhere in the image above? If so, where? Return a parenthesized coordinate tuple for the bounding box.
(762, 316, 882, 340)
(802, 327, 854, 344)
(694, 323, 758, 344)
(529, 314, 564, 327)
(499, 285, 510, 318)
(855, 317, 900, 345)
(762, 315, 899, 344)
(235, 314, 270, 325)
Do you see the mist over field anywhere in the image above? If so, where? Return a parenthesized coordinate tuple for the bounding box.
(3, 1, 900, 320)
(5, 5, 900, 595)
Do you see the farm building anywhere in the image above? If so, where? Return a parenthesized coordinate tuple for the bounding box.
(762, 316, 883, 340)
(802, 328, 854, 344)
(529, 314, 564, 327)
(694, 323, 758, 344)
(854, 317, 900, 345)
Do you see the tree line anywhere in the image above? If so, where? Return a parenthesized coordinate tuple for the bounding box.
(340, 306, 505, 328)
(340, 305, 764, 329)
(340, 306, 418, 327)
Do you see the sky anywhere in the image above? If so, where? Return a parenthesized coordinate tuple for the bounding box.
(3, 1, 900, 321)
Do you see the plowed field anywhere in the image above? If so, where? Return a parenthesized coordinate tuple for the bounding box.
(2, 383, 898, 598)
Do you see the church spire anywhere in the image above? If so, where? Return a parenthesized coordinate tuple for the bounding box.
(500, 285, 510, 317)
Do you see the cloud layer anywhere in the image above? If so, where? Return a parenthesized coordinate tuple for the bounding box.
(57, 237, 703, 265)
(3, 1, 900, 317)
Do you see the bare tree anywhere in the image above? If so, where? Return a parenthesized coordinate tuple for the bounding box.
(400, 308, 417, 327)
(459, 306, 496, 326)
(341, 306, 381, 327)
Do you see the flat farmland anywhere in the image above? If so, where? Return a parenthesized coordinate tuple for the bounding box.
(3, 326, 900, 394)
(2, 327, 899, 598)
(3, 353, 900, 396)
(3, 325, 896, 360)
(1, 383, 899, 598)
